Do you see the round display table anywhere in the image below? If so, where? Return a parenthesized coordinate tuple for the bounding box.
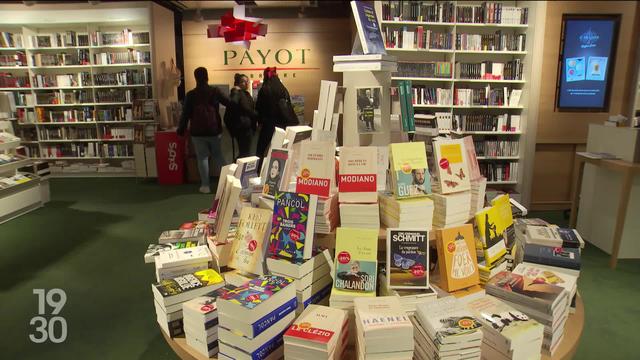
(161, 295, 584, 360)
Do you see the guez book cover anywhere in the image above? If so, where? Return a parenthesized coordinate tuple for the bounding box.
(386, 228, 429, 289)
(436, 224, 480, 292)
(268, 191, 318, 261)
(332, 227, 378, 297)
(228, 207, 273, 276)
(389, 141, 430, 198)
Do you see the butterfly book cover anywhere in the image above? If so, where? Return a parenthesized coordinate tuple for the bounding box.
(228, 207, 273, 276)
(220, 275, 295, 310)
(268, 191, 318, 261)
(386, 229, 429, 289)
(433, 138, 471, 193)
(332, 227, 378, 296)
(389, 142, 431, 198)
(436, 224, 479, 292)
(475, 205, 507, 266)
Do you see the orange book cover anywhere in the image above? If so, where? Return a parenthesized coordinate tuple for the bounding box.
(436, 224, 480, 292)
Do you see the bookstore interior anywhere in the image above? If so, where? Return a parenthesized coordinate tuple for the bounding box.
(1, 1, 639, 360)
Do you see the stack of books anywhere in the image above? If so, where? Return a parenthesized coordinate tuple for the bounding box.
(467, 295, 544, 360)
(283, 305, 349, 360)
(217, 275, 296, 360)
(378, 191, 434, 228)
(512, 263, 578, 314)
(478, 257, 509, 284)
(525, 225, 585, 249)
(470, 177, 487, 218)
(315, 193, 339, 234)
(486, 271, 570, 356)
(152, 269, 225, 338)
(267, 251, 333, 315)
(430, 192, 472, 229)
(333, 54, 398, 72)
(354, 296, 414, 360)
(339, 203, 380, 229)
(154, 245, 212, 282)
(413, 297, 484, 360)
(182, 293, 224, 358)
(378, 271, 437, 314)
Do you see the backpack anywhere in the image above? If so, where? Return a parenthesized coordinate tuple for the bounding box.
(190, 89, 221, 136)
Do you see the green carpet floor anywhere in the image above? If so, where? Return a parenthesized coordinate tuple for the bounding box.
(0, 178, 638, 359)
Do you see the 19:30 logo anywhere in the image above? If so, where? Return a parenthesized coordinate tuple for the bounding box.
(29, 289, 67, 343)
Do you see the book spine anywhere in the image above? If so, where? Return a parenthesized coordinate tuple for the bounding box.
(302, 283, 332, 309)
(251, 297, 297, 337)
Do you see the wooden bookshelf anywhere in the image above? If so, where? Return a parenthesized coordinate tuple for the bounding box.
(0, 22, 155, 177)
(378, 0, 534, 189)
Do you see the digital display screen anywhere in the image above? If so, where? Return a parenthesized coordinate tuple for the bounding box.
(556, 15, 620, 111)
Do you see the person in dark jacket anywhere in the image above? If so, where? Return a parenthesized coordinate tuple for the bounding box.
(254, 67, 297, 162)
(224, 73, 257, 161)
(177, 67, 234, 194)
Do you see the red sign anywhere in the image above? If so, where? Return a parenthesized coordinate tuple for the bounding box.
(337, 251, 351, 264)
(296, 176, 330, 197)
(338, 173, 376, 193)
(155, 131, 185, 185)
(284, 325, 334, 344)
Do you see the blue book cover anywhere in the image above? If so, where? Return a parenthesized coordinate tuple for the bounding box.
(251, 297, 297, 337)
(268, 191, 317, 261)
(220, 329, 286, 360)
(351, 1, 386, 55)
(523, 244, 581, 270)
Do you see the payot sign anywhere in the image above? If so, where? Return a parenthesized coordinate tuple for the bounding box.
(218, 47, 317, 80)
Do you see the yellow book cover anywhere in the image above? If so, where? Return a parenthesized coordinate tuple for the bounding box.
(490, 194, 516, 250)
(433, 138, 471, 194)
(389, 142, 430, 198)
(332, 227, 378, 297)
(475, 205, 507, 266)
(228, 207, 273, 276)
(436, 224, 479, 292)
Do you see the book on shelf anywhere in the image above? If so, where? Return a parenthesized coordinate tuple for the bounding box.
(456, 32, 526, 52)
(456, 3, 528, 25)
(268, 191, 318, 261)
(381, 1, 455, 23)
(337, 146, 378, 203)
(435, 224, 479, 292)
(152, 268, 225, 309)
(432, 138, 471, 194)
(398, 80, 416, 132)
(295, 140, 334, 198)
(351, 0, 386, 55)
(395, 61, 452, 79)
(386, 228, 429, 289)
(389, 141, 430, 198)
(227, 207, 272, 276)
(331, 227, 378, 300)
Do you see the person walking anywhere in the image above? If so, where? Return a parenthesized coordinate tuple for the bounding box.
(224, 73, 257, 161)
(177, 67, 235, 194)
(255, 67, 298, 162)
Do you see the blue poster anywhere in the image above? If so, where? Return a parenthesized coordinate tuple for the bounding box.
(557, 18, 618, 109)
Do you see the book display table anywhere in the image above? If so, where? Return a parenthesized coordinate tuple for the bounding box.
(160, 295, 584, 360)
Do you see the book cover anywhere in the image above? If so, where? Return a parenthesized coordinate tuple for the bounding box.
(512, 264, 577, 295)
(235, 156, 260, 189)
(462, 136, 482, 181)
(433, 138, 471, 193)
(145, 240, 200, 264)
(416, 297, 482, 343)
(295, 141, 334, 198)
(389, 141, 430, 198)
(356, 86, 382, 134)
(332, 227, 378, 296)
(466, 295, 543, 339)
(220, 275, 295, 310)
(158, 228, 206, 244)
(268, 191, 318, 261)
(523, 244, 581, 270)
(475, 205, 508, 266)
(262, 149, 288, 197)
(350, 0, 387, 55)
(386, 229, 429, 289)
(228, 207, 273, 275)
(491, 194, 516, 250)
(354, 296, 412, 333)
(156, 245, 212, 269)
(486, 271, 566, 305)
(338, 146, 377, 203)
(435, 224, 479, 292)
(154, 269, 224, 298)
(284, 304, 346, 347)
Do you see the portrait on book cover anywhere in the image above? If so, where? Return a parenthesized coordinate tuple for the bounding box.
(355, 86, 382, 134)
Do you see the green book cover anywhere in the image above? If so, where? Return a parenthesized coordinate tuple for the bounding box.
(332, 227, 378, 297)
(398, 80, 410, 132)
(405, 81, 415, 132)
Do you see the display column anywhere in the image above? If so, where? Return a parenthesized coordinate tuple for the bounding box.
(334, 57, 396, 147)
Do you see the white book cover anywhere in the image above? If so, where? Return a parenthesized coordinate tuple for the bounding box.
(155, 245, 211, 269)
(433, 138, 471, 194)
(512, 264, 577, 296)
(377, 146, 389, 192)
(338, 146, 377, 203)
(295, 141, 335, 198)
(354, 296, 412, 335)
(416, 296, 483, 344)
(284, 304, 347, 351)
(509, 90, 522, 107)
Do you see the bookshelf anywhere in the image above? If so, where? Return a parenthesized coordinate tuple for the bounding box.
(377, 0, 537, 192)
(0, 22, 155, 178)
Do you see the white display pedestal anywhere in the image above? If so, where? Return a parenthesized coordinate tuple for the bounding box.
(333, 58, 396, 147)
